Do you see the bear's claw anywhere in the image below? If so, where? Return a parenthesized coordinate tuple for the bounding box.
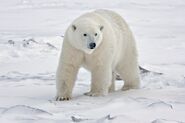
(55, 96, 71, 101)
(84, 91, 106, 96)
(84, 92, 95, 96)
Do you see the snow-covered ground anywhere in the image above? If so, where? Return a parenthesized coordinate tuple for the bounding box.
(0, 0, 185, 123)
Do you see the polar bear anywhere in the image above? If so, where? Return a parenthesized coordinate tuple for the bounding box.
(56, 9, 140, 101)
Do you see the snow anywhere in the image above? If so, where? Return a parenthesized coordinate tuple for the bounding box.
(0, 0, 185, 123)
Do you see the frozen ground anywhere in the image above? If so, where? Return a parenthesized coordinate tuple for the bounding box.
(0, 0, 185, 123)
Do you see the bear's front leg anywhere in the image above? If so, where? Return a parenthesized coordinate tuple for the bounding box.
(55, 40, 83, 101)
(56, 63, 79, 101)
(85, 66, 112, 96)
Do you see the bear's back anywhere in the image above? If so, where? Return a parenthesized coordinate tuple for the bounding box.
(72, 9, 128, 31)
(93, 9, 129, 32)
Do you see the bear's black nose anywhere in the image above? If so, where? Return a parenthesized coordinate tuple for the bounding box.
(89, 42, 96, 49)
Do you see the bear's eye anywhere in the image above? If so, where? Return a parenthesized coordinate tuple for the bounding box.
(83, 33, 87, 36)
(95, 33, 98, 36)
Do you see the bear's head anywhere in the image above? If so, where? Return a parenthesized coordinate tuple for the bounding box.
(67, 19, 104, 54)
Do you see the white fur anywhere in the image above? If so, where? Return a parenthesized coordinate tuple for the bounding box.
(56, 9, 140, 101)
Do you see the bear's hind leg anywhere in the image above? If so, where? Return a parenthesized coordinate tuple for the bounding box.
(117, 63, 140, 91)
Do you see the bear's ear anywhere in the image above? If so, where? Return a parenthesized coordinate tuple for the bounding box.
(72, 25, 76, 31)
(100, 25, 104, 31)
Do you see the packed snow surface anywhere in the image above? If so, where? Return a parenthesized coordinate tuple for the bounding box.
(0, 0, 185, 123)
